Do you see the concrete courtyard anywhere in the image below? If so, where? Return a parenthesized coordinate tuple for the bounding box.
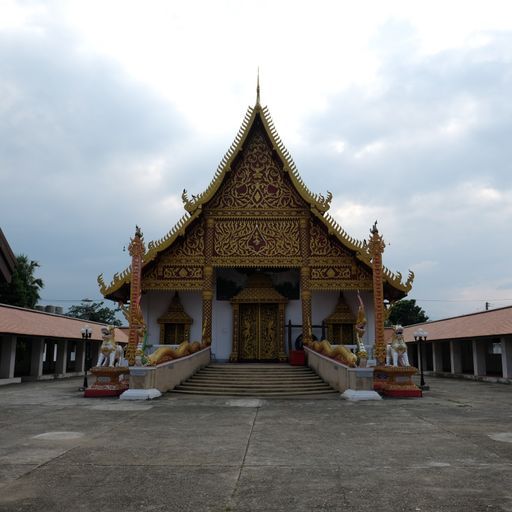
(0, 376, 511, 512)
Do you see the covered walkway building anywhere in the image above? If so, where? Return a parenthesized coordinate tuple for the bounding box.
(0, 304, 128, 385)
(404, 306, 512, 382)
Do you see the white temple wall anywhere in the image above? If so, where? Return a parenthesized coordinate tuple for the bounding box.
(284, 300, 301, 324)
(311, 291, 339, 335)
(212, 299, 233, 361)
(141, 288, 376, 359)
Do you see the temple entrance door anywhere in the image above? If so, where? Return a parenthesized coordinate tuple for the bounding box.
(239, 303, 279, 361)
(230, 273, 288, 362)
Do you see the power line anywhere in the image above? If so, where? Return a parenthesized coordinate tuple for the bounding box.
(414, 298, 512, 303)
(39, 298, 106, 302)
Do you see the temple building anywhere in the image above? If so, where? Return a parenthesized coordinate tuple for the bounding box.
(99, 91, 413, 362)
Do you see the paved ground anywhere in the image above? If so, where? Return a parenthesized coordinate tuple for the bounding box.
(0, 376, 511, 512)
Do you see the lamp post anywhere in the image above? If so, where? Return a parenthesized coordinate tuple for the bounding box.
(414, 328, 429, 391)
(80, 325, 92, 390)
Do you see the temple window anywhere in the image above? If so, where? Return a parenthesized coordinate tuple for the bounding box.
(157, 293, 192, 345)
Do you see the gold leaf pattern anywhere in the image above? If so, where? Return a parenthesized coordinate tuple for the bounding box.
(207, 126, 305, 211)
(214, 220, 300, 257)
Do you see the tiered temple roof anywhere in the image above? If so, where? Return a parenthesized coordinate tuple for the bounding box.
(99, 96, 413, 301)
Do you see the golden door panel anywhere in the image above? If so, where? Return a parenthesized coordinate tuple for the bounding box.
(239, 303, 279, 361)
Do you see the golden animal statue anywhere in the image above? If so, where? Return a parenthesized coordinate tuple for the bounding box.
(146, 341, 203, 366)
(309, 339, 357, 367)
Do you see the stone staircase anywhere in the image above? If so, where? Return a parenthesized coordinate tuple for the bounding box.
(172, 363, 338, 397)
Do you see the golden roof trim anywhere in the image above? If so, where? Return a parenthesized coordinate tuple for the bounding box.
(181, 103, 333, 215)
(260, 106, 333, 213)
(98, 211, 200, 298)
(309, 209, 414, 294)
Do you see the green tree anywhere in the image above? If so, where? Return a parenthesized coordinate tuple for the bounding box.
(387, 299, 429, 326)
(0, 254, 44, 308)
(67, 301, 122, 326)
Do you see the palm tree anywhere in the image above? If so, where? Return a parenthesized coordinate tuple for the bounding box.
(0, 254, 44, 308)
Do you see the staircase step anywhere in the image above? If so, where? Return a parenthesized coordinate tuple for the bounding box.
(172, 389, 338, 397)
(188, 375, 321, 382)
(170, 363, 337, 398)
(180, 382, 331, 390)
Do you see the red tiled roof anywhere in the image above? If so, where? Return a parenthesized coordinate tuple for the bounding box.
(384, 327, 394, 343)
(403, 306, 512, 342)
(0, 304, 129, 343)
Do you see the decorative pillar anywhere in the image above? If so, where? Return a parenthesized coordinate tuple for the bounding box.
(501, 335, 512, 379)
(230, 303, 240, 362)
(202, 268, 214, 346)
(299, 218, 312, 344)
(368, 222, 386, 366)
(278, 303, 287, 361)
(202, 218, 215, 346)
(0, 335, 17, 379)
(126, 226, 146, 365)
(472, 339, 487, 377)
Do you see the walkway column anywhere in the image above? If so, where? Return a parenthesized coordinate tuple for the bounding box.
(368, 222, 386, 366)
(202, 218, 215, 346)
(30, 338, 44, 379)
(75, 340, 85, 374)
(450, 341, 462, 374)
(432, 341, 443, 372)
(0, 335, 17, 379)
(500, 335, 512, 379)
(56, 340, 68, 376)
(472, 339, 487, 376)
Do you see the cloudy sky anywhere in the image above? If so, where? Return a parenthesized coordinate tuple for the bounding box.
(1, 0, 512, 321)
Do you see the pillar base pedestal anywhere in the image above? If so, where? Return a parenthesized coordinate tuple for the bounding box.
(373, 365, 422, 398)
(84, 366, 130, 397)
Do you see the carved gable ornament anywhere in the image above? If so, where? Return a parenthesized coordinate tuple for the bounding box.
(207, 122, 305, 212)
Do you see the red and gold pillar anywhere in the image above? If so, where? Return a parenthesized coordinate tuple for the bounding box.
(126, 226, 145, 366)
(368, 222, 386, 366)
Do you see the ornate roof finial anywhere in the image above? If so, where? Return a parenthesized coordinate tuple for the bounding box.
(256, 67, 260, 106)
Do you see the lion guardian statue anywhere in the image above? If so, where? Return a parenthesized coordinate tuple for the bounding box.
(96, 326, 125, 367)
(386, 324, 410, 367)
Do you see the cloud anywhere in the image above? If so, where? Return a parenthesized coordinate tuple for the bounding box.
(291, 30, 512, 319)
(2, 3, 512, 324)
(0, 22, 193, 304)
